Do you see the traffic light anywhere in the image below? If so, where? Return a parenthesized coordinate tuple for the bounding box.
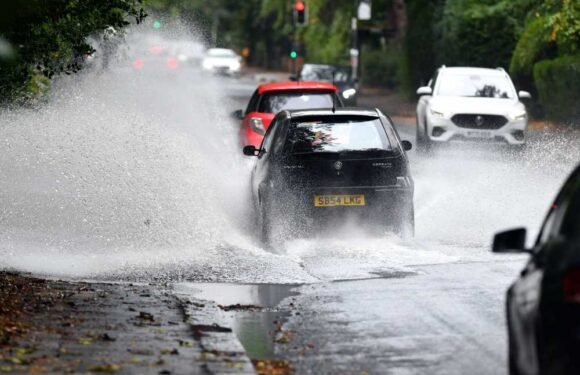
(153, 20, 161, 29)
(294, 1, 308, 26)
(290, 50, 298, 59)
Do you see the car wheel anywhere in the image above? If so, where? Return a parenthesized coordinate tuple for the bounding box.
(417, 117, 432, 154)
(393, 204, 415, 240)
(259, 203, 272, 246)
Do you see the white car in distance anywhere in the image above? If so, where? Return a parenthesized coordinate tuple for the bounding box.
(201, 48, 242, 75)
(416, 66, 531, 151)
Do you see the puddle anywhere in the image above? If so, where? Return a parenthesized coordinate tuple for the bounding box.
(177, 282, 300, 359)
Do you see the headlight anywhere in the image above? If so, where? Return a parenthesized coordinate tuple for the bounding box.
(510, 111, 527, 121)
(202, 60, 212, 69)
(342, 88, 356, 99)
(430, 108, 445, 118)
(249, 117, 265, 135)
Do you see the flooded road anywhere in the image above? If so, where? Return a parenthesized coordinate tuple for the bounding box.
(1, 32, 579, 373)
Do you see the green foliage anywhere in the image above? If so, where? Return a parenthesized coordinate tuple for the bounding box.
(0, 0, 145, 104)
(510, 16, 553, 80)
(361, 47, 402, 88)
(402, 0, 444, 96)
(541, 0, 580, 56)
(300, 1, 351, 64)
(533, 54, 580, 124)
(437, 0, 520, 69)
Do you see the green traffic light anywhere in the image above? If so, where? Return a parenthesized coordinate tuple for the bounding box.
(290, 51, 298, 59)
(153, 20, 161, 29)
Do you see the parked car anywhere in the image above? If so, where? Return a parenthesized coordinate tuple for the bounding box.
(201, 48, 241, 75)
(243, 108, 414, 244)
(492, 163, 580, 375)
(233, 81, 342, 147)
(416, 66, 531, 151)
(296, 63, 359, 106)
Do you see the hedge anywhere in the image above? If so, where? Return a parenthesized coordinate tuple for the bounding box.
(533, 54, 580, 124)
(361, 48, 402, 89)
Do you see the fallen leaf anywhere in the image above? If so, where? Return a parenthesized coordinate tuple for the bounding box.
(88, 364, 121, 372)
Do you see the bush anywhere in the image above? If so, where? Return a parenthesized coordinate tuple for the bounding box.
(533, 54, 580, 124)
(437, 1, 519, 69)
(510, 16, 553, 81)
(361, 48, 402, 89)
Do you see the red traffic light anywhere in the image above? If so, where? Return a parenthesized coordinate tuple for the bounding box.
(294, 1, 305, 11)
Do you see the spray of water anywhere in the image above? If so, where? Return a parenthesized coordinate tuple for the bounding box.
(0, 23, 578, 283)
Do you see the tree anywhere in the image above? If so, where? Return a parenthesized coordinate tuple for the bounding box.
(0, 0, 145, 104)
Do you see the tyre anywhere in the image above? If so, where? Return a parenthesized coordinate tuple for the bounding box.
(393, 204, 415, 240)
(416, 117, 432, 154)
(259, 202, 273, 246)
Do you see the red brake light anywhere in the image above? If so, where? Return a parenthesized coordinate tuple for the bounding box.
(563, 268, 580, 303)
(133, 59, 144, 69)
(166, 58, 178, 69)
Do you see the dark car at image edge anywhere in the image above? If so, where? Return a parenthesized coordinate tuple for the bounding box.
(493, 163, 580, 375)
(243, 108, 414, 244)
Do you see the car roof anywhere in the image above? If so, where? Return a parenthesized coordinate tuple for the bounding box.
(286, 107, 379, 119)
(257, 81, 338, 94)
(440, 67, 507, 76)
(302, 63, 348, 70)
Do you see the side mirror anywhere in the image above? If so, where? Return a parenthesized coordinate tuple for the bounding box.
(401, 140, 413, 151)
(492, 228, 529, 253)
(416, 86, 432, 96)
(231, 109, 244, 120)
(289, 74, 298, 81)
(518, 91, 532, 99)
(243, 145, 259, 156)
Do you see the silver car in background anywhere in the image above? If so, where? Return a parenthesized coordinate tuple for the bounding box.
(415, 66, 531, 151)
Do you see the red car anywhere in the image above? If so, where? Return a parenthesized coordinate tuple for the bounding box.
(234, 81, 342, 147)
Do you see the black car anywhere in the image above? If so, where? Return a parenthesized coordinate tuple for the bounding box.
(493, 163, 580, 375)
(296, 63, 359, 106)
(243, 108, 414, 244)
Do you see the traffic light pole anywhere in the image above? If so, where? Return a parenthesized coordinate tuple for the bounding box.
(350, 17, 358, 81)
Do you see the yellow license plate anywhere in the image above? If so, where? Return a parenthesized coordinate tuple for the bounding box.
(314, 195, 366, 207)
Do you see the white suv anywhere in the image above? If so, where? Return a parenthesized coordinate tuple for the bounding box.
(415, 66, 531, 150)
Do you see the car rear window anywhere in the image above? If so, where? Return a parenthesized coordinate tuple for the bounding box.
(258, 91, 335, 113)
(289, 117, 392, 154)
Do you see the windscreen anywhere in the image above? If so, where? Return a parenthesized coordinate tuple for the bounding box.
(258, 91, 335, 113)
(290, 118, 391, 154)
(299, 65, 351, 83)
(437, 73, 515, 99)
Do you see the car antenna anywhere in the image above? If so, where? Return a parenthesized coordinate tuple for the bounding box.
(332, 70, 336, 113)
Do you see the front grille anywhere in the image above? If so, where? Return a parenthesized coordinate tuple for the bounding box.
(451, 114, 508, 130)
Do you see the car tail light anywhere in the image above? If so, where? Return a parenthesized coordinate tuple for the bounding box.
(563, 268, 580, 303)
(249, 117, 265, 135)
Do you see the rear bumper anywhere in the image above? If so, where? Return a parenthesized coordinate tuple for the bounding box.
(279, 185, 413, 220)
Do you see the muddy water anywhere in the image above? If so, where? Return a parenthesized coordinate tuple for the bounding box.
(178, 282, 300, 359)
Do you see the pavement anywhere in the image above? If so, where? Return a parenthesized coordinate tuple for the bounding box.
(0, 272, 252, 374)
